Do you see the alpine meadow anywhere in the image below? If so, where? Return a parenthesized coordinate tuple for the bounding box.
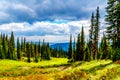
(0, 0, 120, 80)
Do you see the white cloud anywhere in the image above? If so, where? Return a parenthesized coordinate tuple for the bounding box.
(12, 3, 37, 17)
(0, 19, 105, 42)
(25, 35, 70, 43)
(0, 12, 9, 17)
(0, 22, 30, 31)
(0, 0, 107, 23)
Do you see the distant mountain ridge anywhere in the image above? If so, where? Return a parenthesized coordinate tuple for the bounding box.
(50, 42, 71, 51)
(50, 42, 101, 51)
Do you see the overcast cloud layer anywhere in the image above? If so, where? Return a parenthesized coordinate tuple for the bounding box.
(0, 0, 107, 42)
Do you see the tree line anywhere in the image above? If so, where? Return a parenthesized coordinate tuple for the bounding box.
(0, 32, 67, 62)
(68, 0, 120, 62)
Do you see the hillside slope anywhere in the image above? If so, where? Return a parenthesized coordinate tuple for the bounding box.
(0, 59, 120, 80)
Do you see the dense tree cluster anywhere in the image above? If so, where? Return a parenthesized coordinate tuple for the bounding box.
(68, 3, 120, 62)
(88, 7, 100, 60)
(68, 26, 88, 62)
(0, 32, 67, 62)
(68, 7, 101, 62)
(0, 32, 16, 60)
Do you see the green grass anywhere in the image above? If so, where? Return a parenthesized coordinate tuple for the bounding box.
(62, 60, 120, 80)
(0, 57, 68, 72)
(0, 58, 120, 80)
(56, 60, 120, 80)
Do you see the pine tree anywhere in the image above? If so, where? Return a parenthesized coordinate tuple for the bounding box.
(84, 43, 91, 61)
(23, 38, 26, 53)
(93, 6, 100, 60)
(30, 42, 34, 57)
(0, 47, 5, 59)
(34, 44, 39, 62)
(75, 27, 86, 61)
(80, 26, 86, 61)
(10, 31, 16, 60)
(5, 35, 9, 59)
(21, 37, 24, 52)
(41, 39, 45, 59)
(73, 37, 76, 59)
(41, 42, 51, 60)
(68, 34, 73, 59)
(38, 40, 41, 58)
(8, 39, 12, 59)
(26, 43, 31, 63)
(99, 33, 112, 60)
(2, 34, 7, 58)
(51, 47, 58, 57)
(76, 33, 81, 61)
(0, 34, 5, 59)
(88, 7, 100, 60)
(106, 0, 120, 48)
(55, 48, 59, 58)
(89, 12, 94, 60)
(17, 37, 21, 60)
(46, 47, 51, 60)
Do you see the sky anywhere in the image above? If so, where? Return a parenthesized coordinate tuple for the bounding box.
(0, 0, 107, 43)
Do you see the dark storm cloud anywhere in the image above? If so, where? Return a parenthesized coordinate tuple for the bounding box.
(0, 0, 107, 24)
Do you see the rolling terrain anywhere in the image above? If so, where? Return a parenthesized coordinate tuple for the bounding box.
(0, 58, 120, 80)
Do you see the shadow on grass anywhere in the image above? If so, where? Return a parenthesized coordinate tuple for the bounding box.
(34, 63, 71, 68)
(73, 61, 84, 67)
(81, 61, 113, 73)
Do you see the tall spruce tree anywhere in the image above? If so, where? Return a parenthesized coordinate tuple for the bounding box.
(21, 37, 24, 52)
(106, 0, 120, 48)
(68, 34, 73, 59)
(30, 42, 34, 57)
(10, 31, 16, 59)
(17, 37, 21, 60)
(84, 43, 91, 61)
(23, 38, 26, 53)
(94, 6, 100, 60)
(2, 34, 7, 59)
(101, 33, 113, 60)
(89, 12, 94, 60)
(26, 43, 31, 63)
(73, 37, 76, 59)
(41, 39, 45, 59)
(80, 26, 85, 61)
(38, 40, 41, 58)
(5, 35, 9, 59)
(34, 44, 39, 62)
(76, 33, 81, 61)
(0, 34, 5, 59)
(8, 39, 12, 59)
(75, 27, 86, 61)
(46, 47, 51, 60)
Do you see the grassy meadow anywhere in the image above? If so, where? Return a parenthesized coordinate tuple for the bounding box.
(0, 58, 120, 80)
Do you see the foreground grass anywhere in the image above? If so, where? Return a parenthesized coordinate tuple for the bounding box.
(0, 58, 120, 80)
(0, 57, 68, 72)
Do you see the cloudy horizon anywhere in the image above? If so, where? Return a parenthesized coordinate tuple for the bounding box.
(0, 0, 107, 43)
